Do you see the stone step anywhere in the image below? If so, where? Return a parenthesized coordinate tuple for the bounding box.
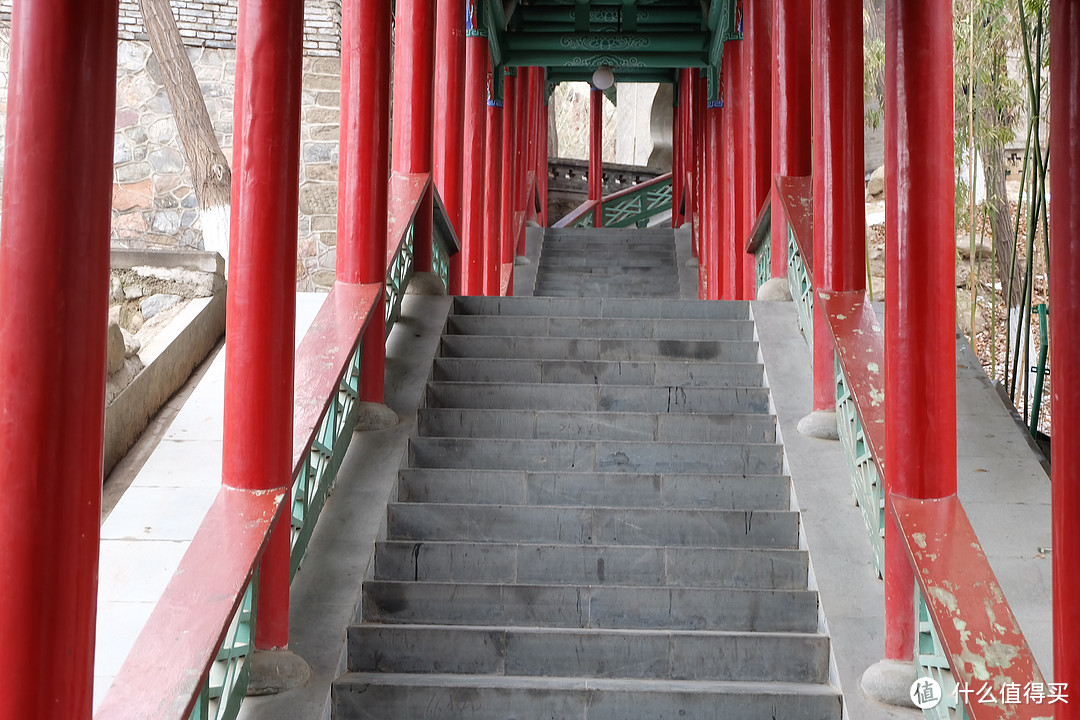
(361, 581, 820, 632)
(375, 541, 808, 588)
(437, 335, 760, 362)
(333, 673, 842, 720)
(424, 382, 771, 414)
(545, 228, 676, 240)
(347, 625, 830, 683)
(396, 469, 790, 510)
(539, 249, 675, 262)
(531, 282, 679, 298)
(445, 315, 755, 341)
(430, 357, 765, 387)
(409, 437, 783, 475)
(386, 503, 798, 548)
(417, 408, 777, 443)
(451, 296, 750, 320)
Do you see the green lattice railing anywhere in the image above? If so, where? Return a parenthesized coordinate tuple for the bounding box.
(787, 225, 814, 343)
(187, 578, 257, 720)
(755, 238, 771, 291)
(915, 588, 969, 720)
(602, 173, 673, 228)
(834, 353, 885, 578)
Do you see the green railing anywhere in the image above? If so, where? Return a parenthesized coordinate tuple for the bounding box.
(746, 193, 772, 293)
(187, 579, 257, 720)
(386, 226, 416, 332)
(787, 226, 814, 343)
(915, 589, 968, 720)
(834, 353, 885, 578)
(601, 173, 673, 228)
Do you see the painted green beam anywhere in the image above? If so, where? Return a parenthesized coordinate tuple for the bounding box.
(622, 0, 637, 32)
(546, 67, 678, 84)
(505, 50, 708, 68)
(516, 7, 703, 25)
(505, 31, 709, 53)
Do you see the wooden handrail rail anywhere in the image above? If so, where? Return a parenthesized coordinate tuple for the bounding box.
(552, 198, 598, 228)
(775, 175, 813, 277)
(745, 191, 773, 254)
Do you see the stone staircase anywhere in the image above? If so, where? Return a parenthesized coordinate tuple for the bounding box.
(533, 227, 680, 298)
(331, 228, 840, 719)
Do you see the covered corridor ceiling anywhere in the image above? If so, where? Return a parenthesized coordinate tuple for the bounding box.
(478, 0, 742, 85)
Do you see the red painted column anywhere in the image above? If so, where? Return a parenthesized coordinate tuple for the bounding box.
(500, 72, 517, 280)
(513, 69, 529, 253)
(0, 2, 117, 715)
(462, 34, 488, 296)
(392, 0, 437, 272)
(771, 0, 812, 276)
(536, 69, 550, 227)
(746, 0, 773, 295)
(1051, 2, 1080, 706)
(523, 67, 538, 223)
(589, 87, 604, 227)
(723, 42, 744, 300)
(223, 0, 305, 651)
(692, 73, 707, 298)
(705, 102, 723, 300)
(484, 87, 504, 295)
(672, 86, 683, 229)
(681, 70, 694, 234)
(338, 0, 391, 404)
(882, 0, 956, 661)
(434, 0, 465, 239)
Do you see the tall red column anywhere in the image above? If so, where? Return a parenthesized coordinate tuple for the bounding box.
(692, 73, 707, 298)
(484, 89, 504, 295)
(500, 72, 517, 282)
(462, 35, 488, 295)
(0, 3, 117, 715)
(672, 86, 683, 229)
(771, 0, 812, 276)
(392, 0, 437, 272)
(722, 42, 744, 300)
(589, 87, 604, 227)
(513, 69, 529, 253)
(434, 0, 465, 238)
(223, 0, 305, 652)
(882, 0, 956, 663)
(523, 67, 538, 223)
(339, 0, 391, 404)
(705, 102, 723, 300)
(681, 70, 695, 234)
(536, 69, 549, 227)
(1051, 2, 1080, 708)
(746, 0, 773, 296)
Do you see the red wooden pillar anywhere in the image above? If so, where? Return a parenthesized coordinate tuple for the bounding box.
(1051, 2, 1080, 707)
(536, 69, 550, 227)
(339, 0, 391, 404)
(523, 67, 538, 223)
(746, 0, 773, 296)
(484, 87, 504, 296)
(462, 33, 488, 295)
(589, 87, 604, 227)
(682, 70, 695, 234)
(223, 0, 305, 655)
(802, 0, 865, 437)
(705, 102, 723, 300)
(0, 2, 117, 715)
(880, 0, 956, 669)
(692, 72, 707, 298)
(513, 69, 529, 254)
(771, 0, 812, 277)
(434, 0, 465, 237)
(500, 71, 517, 282)
(392, 0, 437, 272)
(722, 42, 744, 300)
(672, 83, 683, 229)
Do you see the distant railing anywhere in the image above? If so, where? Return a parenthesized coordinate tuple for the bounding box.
(96, 172, 459, 720)
(554, 173, 673, 229)
(745, 192, 772, 292)
(776, 176, 814, 343)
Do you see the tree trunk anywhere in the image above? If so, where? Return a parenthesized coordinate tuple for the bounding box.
(138, 0, 232, 269)
(981, 131, 1022, 309)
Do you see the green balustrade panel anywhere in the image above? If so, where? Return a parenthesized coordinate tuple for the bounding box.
(601, 177, 673, 228)
(915, 588, 969, 720)
(754, 238, 771, 292)
(291, 339, 362, 577)
(834, 353, 885, 578)
(787, 226, 813, 344)
(569, 211, 595, 228)
(432, 226, 452, 291)
(188, 577, 257, 720)
(386, 226, 416, 335)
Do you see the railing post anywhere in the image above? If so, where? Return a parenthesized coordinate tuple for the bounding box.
(589, 86, 604, 227)
(863, 0, 957, 703)
(462, 28, 488, 296)
(339, 0, 392, 411)
(769, 0, 811, 289)
(0, 2, 117, 716)
(223, 0, 309, 691)
(500, 70, 517, 286)
(484, 83, 504, 296)
(746, 0, 774, 299)
(1049, 2, 1080, 714)
(392, 0, 437, 273)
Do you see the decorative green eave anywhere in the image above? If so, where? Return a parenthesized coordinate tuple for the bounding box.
(479, 0, 739, 86)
